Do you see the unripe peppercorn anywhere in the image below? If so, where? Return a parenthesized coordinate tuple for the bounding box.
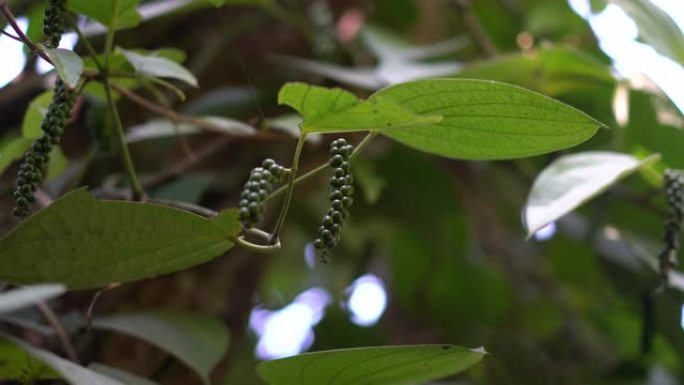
(43, 0, 67, 48)
(658, 169, 684, 285)
(312, 138, 355, 262)
(238, 158, 288, 228)
(13, 78, 74, 217)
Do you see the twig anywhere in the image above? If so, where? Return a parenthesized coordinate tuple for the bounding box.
(0, 0, 53, 64)
(35, 301, 80, 363)
(452, 0, 498, 58)
(0, 29, 20, 42)
(150, 198, 218, 217)
(269, 136, 306, 244)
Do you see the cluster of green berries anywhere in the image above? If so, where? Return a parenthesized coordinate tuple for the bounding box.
(43, 0, 67, 48)
(313, 138, 355, 261)
(659, 169, 684, 282)
(238, 159, 287, 228)
(13, 79, 75, 217)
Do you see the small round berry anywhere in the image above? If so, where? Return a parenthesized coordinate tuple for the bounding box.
(314, 239, 325, 249)
(329, 155, 344, 167)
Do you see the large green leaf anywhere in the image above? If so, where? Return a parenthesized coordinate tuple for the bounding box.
(22, 91, 54, 138)
(370, 78, 604, 160)
(523, 152, 660, 236)
(0, 338, 57, 381)
(0, 189, 240, 289)
(257, 345, 485, 385)
(69, 0, 141, 31)
(45, 49, 84, 89)
(92, 311, 229, 384)
(0, 284, 66, 313)
(611, 0, 684, 65)
(0, 333, 124, 384)
(119, 47, 198, 87)
(278, 83, 441, 134)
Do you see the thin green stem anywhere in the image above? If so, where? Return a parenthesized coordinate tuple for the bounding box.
(70, 17, 102, 71)
(103, 0, 120, 71)
(266, 131, 378, 202)
(103, 79, 144, 200)
(233, 228, 281, 254)
(269, 135, 307, 244)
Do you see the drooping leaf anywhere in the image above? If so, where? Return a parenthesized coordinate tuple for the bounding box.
(89, 363, 158, 385)
(69, 0, 142, 31)
(125, 117, 255, 143)
(257, 345, 486, 385)
(92, 311, 230, 384)
(0, 137, 32, 176)
(0, 333, 124, 384)
(45, 49, 84, 89)
(278, 83, 441, 134)
(0, 284, 66, 313)
(119, 47, 198, 87)
(611, 0, 684, 65)
(370, 78, 604, 160)
(0, 189, 240, 289)
(523, 152, 660, 236)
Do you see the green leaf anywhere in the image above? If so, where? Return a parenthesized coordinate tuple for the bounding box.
(0, 189, 240, 289)
(45, 48, 84, 89)
(257, 345, 485, 385)
(45, 146, 68, 181)
(92, 311, 230, 384)
(0, 338, 57, 381)
(0, 284, 66, 313)
(370, 78, 604, 160)
(22, 91, 54, 138)
(523, 152, 660, 237)
(89, 363, 158, 385)
(126, 117, 255, 143)
(119, 47, 198, 87)
(0, 333, 124, 384)
(69, 0, 141, 31)
(0, 137, 32, 177)
(611, 0, 684, 65)
(278, 82, 442, 134)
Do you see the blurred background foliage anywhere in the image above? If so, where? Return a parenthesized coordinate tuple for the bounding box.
(0, 0, 683, 384)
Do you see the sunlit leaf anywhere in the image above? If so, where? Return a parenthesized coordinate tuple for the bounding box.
(93, 311, 230, 384)
(523, 152, 660, 236)
(0, 189, 240, 289)
(278, 83, 441, 134)
(257, 345, 485, 385)
(371, 78, 604, 159)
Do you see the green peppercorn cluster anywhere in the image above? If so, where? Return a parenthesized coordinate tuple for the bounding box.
(659, 169, 684, 283)
(238, 159, 287, 228)
(13, 79, 75, 217)
(43, 0, 67, 48)
(313, 138, 355, 261)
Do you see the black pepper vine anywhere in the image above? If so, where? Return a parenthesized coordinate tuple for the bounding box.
(313, 138, 355, 262)
(13, 79, 75, 217)
(657, 168, 684, 288)
(238, 158, 287, 228)
(43, 0, 67, 48)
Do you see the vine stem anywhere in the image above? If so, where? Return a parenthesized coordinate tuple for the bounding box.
(100, 3, 144, 200)
(103, 79, 144, 200)
(269, 135, 307, 244)
(266, 131, 378, 202)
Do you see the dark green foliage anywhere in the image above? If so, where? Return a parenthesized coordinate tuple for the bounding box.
(13, 79, 74, 217)
(43, 0, 67, 48)
(313, 138, 354, 262)
(238, 159, 287, 228)
(658, 169, 684, 285)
